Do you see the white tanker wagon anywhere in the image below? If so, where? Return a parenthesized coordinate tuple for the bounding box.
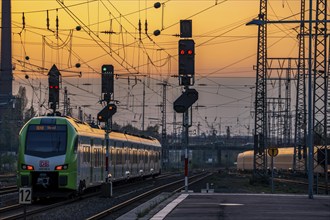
(237, 147, 330, 173)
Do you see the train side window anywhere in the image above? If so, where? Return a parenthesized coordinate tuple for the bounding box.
(94, 148, 101, 167)
(99, 148, 103, 167)
(155, 152, 159, 162)
(124, 148, 127, 162)
(110, 147, 115, 165)
(151, 151, 155, 161)
(145, 151, 148, 163)
(73, 137, 78, 153)
(83, 146, 91, 163)
(98, 148, 101, 167)
(138, 149, 141, 162)
(130, 149, 133, 162)
(116, 149, 121, 165)
(93, 148, 97, 167)
(130, 146, 134, 161)
(83, 146, 85, 162)
(133, 150, 137, 163)
(88, 146, 91, 162)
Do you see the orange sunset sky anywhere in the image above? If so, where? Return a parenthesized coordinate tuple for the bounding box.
(6, 0, 303, 135)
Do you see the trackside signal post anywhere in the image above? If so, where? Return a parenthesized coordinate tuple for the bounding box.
(268, 148, 279, 193)
(98, 64, 115, 197)
(178, 39, 195, 86)
(48, 64, 61, 115)
(173, 20, 198, 192)
(19, 187, 32, 220)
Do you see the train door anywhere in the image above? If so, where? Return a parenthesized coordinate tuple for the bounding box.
(145, 150, 149, 173)
(93, 147, 102, 183)
(133, 148, 137, 175)
(123, 147, 127, 176)
(156, 151, 160, 172)
(150, 150, 155, 173)
(101, 140, 104, 181)
(110, 147, 115, 178)
(129, 147, 133, 175)
(138, 147, 143, 175)
(154, 151, 158, 172)
(90, 140, 94, 184)
(82, 145, 91, 185)
(117, 148, 123, 177)
(77, 139, 81, 180)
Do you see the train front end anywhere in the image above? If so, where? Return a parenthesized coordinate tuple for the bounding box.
(17, 117, 77, 198)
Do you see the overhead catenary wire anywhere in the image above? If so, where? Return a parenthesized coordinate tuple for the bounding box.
(10, 0, 303, 134)
(56, 0, 140, 74)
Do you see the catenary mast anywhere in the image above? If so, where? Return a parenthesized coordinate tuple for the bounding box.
(253, 0, 268, 179)
(0, 0, 13, 113)
(293, 0, 307, 173)
(312, 0, 328, 194)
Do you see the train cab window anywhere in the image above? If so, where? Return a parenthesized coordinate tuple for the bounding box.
(25, 124, 67, 157)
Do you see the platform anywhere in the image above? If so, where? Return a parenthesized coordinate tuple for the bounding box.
(150, 193, 330, 220)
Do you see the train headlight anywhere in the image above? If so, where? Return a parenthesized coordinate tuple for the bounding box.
(21, 164, 34, 170)
(55, 164, 68, 170)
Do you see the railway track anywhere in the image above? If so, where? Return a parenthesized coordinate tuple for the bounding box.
(274, 177, 328, 191)
(1, 191, 100, 220)
(0, 172, 183, 219)
(0, 185, 17, 195)
(86, 172, 212, 220)
(0, 174, 17, 196)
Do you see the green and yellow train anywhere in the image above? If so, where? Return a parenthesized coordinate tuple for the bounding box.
(17, 116, 161, 198)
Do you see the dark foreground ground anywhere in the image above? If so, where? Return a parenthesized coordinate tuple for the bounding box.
(189, 170, 327, 195)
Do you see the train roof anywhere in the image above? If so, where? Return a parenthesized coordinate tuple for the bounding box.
(24, 116, 161, 147)
(237, 146, 325, 158)
(238, 147, 295, 157)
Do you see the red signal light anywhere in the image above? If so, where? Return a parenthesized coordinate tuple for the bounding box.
(187, 50, 193, 55)
(180, 49, 185, 55)
(49, 85, 54, 89)
(55, 86, 59, 89)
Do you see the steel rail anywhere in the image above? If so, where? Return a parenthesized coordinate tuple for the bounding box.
(86, 172, 212, 220)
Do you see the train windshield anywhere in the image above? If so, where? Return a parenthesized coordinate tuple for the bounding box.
(25, 124, 67, 157)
